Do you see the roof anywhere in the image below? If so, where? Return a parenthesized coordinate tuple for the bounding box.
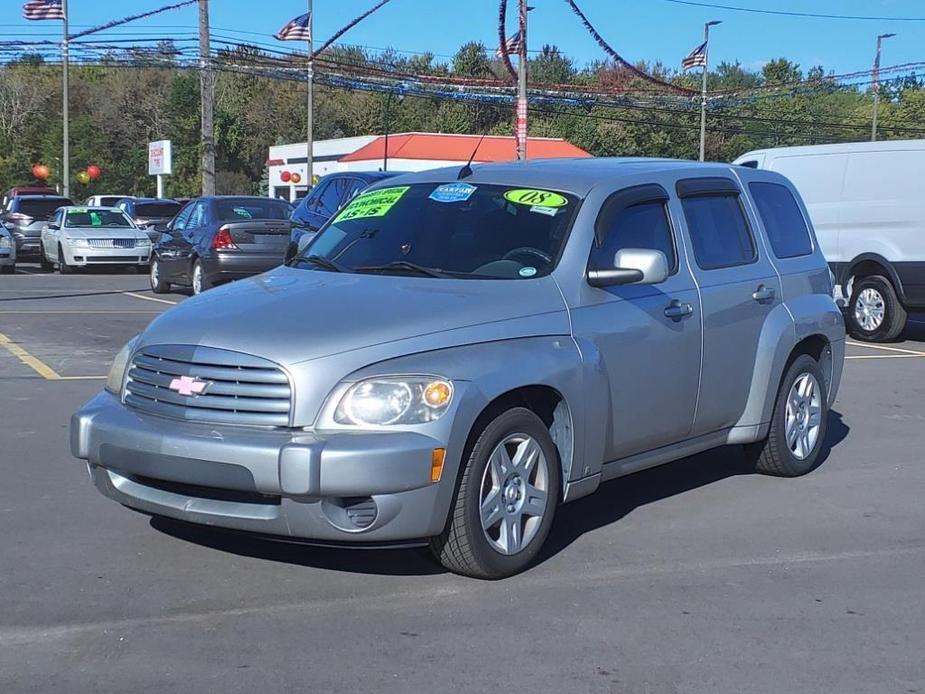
(339, 133, 592, 164)
(737, 138, 925, 161)
(377, 157, 739, 196)
(319, 171, 399, 183)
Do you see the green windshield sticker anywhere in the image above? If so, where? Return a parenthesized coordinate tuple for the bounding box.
(504, 189, 568, 208)
(334, 186, 411, 223)
(90, 211, 102, 226)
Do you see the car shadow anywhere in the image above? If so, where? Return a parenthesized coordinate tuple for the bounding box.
(149, 411, 849, 578)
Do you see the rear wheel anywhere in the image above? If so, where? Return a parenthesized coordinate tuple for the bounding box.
(745, 354, 829, 477)
(191, 260, 211, 295)
(431, 407, 559, 579)
(847, 274, 906, 342)
(149, 257, 171, 294)
(57, 245, 73, 274)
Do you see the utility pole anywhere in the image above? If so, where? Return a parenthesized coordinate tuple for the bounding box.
(699, 20, 721, 162)
(306, 0, 314, 189)
(871, 32, 896, 142)
(516, 0, 528, 160)
(61, 0, 70, 197)
(199, 0, 215, 196)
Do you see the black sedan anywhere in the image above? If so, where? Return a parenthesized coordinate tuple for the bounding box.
(285, 171, 398, 262)
(116, 197, 184, 241)
(149, 196, 294, 295)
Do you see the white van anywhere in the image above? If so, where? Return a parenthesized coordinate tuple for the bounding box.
(734, 140, 925, 342)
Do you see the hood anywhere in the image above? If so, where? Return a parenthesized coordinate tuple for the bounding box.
(139, 266, 570, 368)
(63, 226, 148, 240)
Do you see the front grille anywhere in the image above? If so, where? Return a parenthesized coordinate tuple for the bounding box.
(128, 474, 282, 505)
(124, 344, 292, 427)
(88, 238, 135, 248)
(86, 255, 140, 262)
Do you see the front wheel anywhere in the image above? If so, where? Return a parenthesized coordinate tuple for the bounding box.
(847, 275, 907, 342)
(431, 407, 559, 579)
(58, 245, 73, 274)
(745, 354, 829, 477)
(149, 257, 171, 294)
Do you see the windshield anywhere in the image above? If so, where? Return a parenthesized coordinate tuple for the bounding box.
(216, 198, 292, 222)
(65, 209, 133, 228)
(135, 202, 181, 218)
(293, 183, 580, 279)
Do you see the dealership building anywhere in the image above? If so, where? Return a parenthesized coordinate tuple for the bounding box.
(267, 132, 591, 200)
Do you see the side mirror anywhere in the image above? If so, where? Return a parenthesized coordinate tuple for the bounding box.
(47, 223, 60, 231)
(587, 248, 669, 288)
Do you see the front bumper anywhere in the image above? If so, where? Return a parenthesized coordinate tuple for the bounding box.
(71, 391, 451, 542)
(63, 244, 151, 266)
(12, 232, 41, 259)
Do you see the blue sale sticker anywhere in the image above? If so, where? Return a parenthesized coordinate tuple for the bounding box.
(429, 183, 477, 203)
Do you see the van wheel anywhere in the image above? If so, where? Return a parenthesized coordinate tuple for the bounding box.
(847, 275, 906, 342)
(745, 354, 829, 477)
(430, 407, 559, 579)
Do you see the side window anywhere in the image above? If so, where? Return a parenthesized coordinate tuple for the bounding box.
(738, 160, 758, 169)
(345, 179, 368, 201)
(681, 195, 756, 270)
(187, 201, 209, 230)
(748, 182, 813, 259)
(590, 200, 677, 274)
(171, 204, 194, 232)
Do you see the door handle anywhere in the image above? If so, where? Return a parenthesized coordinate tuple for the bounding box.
(752, 285, 776, 303)
(664, 300, 694, 320)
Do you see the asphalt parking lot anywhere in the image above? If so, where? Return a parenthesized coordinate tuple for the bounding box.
(2, 266, 924, 694)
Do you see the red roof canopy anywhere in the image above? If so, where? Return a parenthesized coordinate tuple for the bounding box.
(339, 133, 591, 163)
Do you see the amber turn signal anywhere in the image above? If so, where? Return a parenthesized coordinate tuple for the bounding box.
(431, 448, 446, 483)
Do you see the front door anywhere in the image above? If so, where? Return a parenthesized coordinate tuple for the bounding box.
(675, 178, 782, 435)
(571, 185, 702, 461)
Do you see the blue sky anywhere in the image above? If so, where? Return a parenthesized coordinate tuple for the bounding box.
(7, 1, 925, 77)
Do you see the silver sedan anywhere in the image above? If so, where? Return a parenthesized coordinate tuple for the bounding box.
(41, 206, 152, 273)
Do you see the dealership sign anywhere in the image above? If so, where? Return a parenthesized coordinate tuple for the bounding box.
(148, 140, 173, 176)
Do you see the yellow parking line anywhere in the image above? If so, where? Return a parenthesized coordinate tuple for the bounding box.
(846, 341, 925, 356)
(123, 291, 177, 306)
(56, 375, 106, 380)
(0, 331, 62, 379)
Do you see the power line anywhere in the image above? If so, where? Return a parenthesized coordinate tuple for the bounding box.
(659, 0, 925, 22)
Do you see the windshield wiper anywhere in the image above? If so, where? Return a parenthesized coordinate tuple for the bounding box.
(354, 261, 451, 278)
(297, 254, 346, 272)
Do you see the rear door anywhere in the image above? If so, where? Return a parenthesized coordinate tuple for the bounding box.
(675, 176, 782, 435)
(157, 203, 195, 281)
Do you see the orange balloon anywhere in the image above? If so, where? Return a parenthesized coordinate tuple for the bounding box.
(32, 164, 50, 180)
(290, 173, 302, 184)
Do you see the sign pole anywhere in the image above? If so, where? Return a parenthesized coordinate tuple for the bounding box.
(61, 0, 70, 197)
(306, 0, 314, 192)
(157, 174, 164, 199)
(516, 0, 528, 160)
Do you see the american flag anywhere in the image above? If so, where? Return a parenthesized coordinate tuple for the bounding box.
(23, 0, 65, 20)
(275, 12, 312, 41)
(496, 31, 523, 58)
(681, 41, 707, 70)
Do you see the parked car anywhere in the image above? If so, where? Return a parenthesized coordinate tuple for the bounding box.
(0, 226, 15, 274)
(734, 140, 925, 342)
(85, 195, 131, 208)
(40, 206, 152, 273)
(116, 197, 183, 241)
(72, 158, 845, 579)
(1, 185, 58, 210)
(286, 171, 398, 262)
(0, 194, 73, 261)
(149, 196, 293, 294)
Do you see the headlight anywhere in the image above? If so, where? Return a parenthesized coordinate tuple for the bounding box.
(105, 336, 140, 395)
(137, 238, 151, 246)
(0, 235, 10, 248)
(66, 237, 90, 248)
(334, 376, 454, 426)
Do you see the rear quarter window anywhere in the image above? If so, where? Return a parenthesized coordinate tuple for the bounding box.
(748, 182, 813, 259)
(680, 194, 757, 270)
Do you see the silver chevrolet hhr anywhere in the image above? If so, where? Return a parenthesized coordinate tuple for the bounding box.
(71, 158, 845, 579)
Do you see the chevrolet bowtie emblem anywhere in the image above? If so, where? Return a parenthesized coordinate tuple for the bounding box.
(168, 375, 211, 396)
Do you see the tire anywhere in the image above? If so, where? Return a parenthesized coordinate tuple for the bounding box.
(745, 354, 829, 478)
(39, 249, 54, 272)
(846, 274, 907, 342)
(58, 245, 73, 274)
(431, 407, 560, 579)
(0, 264, 13, 275)
(149, 257, 171, 294)
(191, 260, 211, 295)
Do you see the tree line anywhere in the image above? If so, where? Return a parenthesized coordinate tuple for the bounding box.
(1, 40, 922, 198)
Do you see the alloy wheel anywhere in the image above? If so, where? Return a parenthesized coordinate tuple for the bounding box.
(150, 259, 159, 289)
(785, 372, 823, 461)
(192, 264, 202, 294)
(479, 433, 550, 555)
